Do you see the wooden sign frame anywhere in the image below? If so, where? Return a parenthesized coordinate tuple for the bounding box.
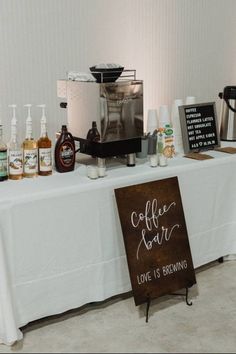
(115, 177, 196, 306)
(179, 102, 220, 154)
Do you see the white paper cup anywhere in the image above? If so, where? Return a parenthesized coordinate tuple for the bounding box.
(98, 166, 106, 177)
(159, 154, 168, 167)
(185, 96, 196, 105)
(149, 154, 158, 167)
(87, 165, 99, 179)
(147, 109, 158, 133)
(159, 105, 170, 127)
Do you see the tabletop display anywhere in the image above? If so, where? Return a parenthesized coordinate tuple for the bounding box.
(179, 102, 220, 154)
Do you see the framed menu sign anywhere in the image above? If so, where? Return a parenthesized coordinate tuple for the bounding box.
(179, 102, 220, 154)
(115, 177, 196, 306)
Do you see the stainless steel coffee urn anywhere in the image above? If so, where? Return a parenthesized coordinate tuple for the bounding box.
(219, 86, 236, 141)
(57, 69, 143, 166)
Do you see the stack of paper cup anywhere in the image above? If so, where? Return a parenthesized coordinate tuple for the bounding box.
(171, 99, 184, 154)
(185, 96, 196, 105)
(147, 109, 158, 134)
(159, 105, 170, 128)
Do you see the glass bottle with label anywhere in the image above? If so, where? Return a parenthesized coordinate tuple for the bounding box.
(8, 104, 23, 180)
(86, 121, 100, 142)
(0, 120, 8, 182)
(37, 105, 52, 176)
(22, 104, 38, 178)
(54, 125, 75, 173)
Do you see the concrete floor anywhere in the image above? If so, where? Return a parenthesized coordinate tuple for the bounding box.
(0, 260, 236, 353)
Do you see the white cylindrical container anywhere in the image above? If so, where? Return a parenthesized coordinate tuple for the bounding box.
(159, 154, 168, 167)
(159, 105, 170, 128)
(97, 157, 106, 177)
(98, 166, 106, 177)
(87, 165, 99, 179)
(147, 109, 158, 134)
(149, 154, 158, 167)
(185, 96, 196, 105)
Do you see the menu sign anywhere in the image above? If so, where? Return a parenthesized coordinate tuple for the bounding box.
(179, 102, 220, 154)
(115, 177, 196, 306)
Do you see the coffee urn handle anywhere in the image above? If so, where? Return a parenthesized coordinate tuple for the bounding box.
(60, 102, 67, 109)
(219, 91, 236, 113)
(225, 99, 236, 113)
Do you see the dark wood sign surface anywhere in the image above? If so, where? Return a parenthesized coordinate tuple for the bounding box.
(179, 102, 220, 154)
(115, 177, 196, 306)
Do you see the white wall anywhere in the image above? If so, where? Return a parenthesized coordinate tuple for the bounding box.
(0, 0, 236, 141)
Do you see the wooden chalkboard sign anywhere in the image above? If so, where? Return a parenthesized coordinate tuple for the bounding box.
(179, 102, 220, 154)
(115, 177, 196, 306)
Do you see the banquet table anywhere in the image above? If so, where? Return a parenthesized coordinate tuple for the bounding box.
(1, 148, 236, 345)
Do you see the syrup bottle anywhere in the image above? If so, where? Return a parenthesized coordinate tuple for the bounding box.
(86, 121, 100, 142)
(22, 104, 38, 178)
(8, 104, 23, 180)
(37, 105, 52, 176)
(54, 125, 75, 173)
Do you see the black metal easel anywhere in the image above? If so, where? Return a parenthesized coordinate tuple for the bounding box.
(145, 287, 193, 323)
(145, 296, 151, 323)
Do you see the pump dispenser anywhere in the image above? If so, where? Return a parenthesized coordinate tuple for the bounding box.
(8, 105, 23, 180)
(22, 104, 38, 178)
(38, 105, 46, 133)
(37, 104, 52, 176)
(25, 104, 33, 138)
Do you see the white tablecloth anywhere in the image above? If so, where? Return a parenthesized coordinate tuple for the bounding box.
(1, 148, 236, 345)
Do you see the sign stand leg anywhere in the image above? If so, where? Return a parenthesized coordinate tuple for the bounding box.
(144, 288, 192, 323)
(185, 287, 193, 306)
(145, 296, 151, 323)
(170, 287, 193, 306)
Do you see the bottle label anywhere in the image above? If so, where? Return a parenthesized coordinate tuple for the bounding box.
(39, 148, 52, 172)
(9, 150, 23, 175)
(24, 149, 38, 174)
(59, 142, 74, 167)
(164, 132, 175, 157)
(0, 151, 8, 177)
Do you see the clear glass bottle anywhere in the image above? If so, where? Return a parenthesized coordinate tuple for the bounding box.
(8, 105, 23, 180)
(0, 124, 8, 182)
(37, 105, 52, 176)
(22, 104, 38, 178)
